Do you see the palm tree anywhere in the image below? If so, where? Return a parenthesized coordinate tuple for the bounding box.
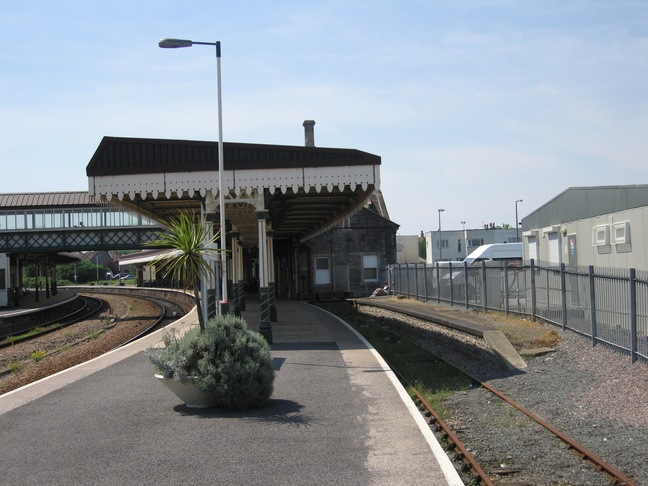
(146, 210, 223, 332)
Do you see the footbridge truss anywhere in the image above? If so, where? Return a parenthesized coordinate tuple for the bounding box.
(0, 192, 166, 252)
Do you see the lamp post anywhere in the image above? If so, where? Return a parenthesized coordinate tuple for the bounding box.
(461, 221, 467, 258)
(159, 38, 228, 314)
(437, 208, 445, 262)
(515, 199, 523, 242)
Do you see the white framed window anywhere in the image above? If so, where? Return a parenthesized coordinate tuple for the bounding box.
(592, 225, 610, 246)
(362, 254, 379, 282)
(314, 257, 331, 285)
(612, 221, 630, 244)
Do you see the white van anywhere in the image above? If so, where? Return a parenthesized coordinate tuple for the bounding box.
(437, 242, 522, 267)
(463, 242, 522, 266)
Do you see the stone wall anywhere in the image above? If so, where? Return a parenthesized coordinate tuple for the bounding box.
(299, 208, 398, 299)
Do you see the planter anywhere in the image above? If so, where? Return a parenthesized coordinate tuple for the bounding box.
(154, 374, 219, 409)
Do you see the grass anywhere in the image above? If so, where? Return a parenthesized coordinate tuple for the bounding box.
(30, 351, 47, 362)
(88, 330, 102, 340)
(339, 308, 472, 418)
(8, 361, 22, 373)
(4, 326, 49, 343)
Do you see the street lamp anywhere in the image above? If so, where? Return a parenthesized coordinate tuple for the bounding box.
(159, 38, 228, 314)
(515, 199, 523, 242)
(461, 221, 467, 258)
(437, 209, 445, 262)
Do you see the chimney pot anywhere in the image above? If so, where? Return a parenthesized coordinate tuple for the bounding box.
(303, 120, 315, 147)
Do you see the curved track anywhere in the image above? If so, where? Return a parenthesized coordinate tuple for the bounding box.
(0, 295, 105, 349)
(112, 294, 186, 348)
(0, 290, 186, 350)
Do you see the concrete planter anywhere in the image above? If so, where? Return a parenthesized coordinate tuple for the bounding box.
(154, 374, 218, 409)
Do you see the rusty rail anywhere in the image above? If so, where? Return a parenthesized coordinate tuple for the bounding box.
(479, 380, 638, 486)
(410, 387, 496, 485)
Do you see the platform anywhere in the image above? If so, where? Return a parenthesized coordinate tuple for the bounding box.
(0, 298, 463, 485)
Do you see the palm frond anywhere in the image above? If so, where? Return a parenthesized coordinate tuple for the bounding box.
(146, 210, 224, 288)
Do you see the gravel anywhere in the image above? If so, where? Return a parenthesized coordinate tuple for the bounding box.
(357, 305, 647, 485)
(0, 294, 162, 395)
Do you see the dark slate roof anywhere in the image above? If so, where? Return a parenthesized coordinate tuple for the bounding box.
(0, 192, 93, 208)
(522, 185, 648, 230)
(86, 136, 381, 177)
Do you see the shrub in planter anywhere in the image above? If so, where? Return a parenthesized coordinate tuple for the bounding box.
(147, 314, 275, 411)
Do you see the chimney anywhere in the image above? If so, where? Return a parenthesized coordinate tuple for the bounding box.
(303, 120, 315, 147)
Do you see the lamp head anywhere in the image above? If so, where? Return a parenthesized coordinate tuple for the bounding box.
(159, 38, 193, 48)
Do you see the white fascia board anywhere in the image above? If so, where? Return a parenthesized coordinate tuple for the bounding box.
(89, 164, 380, 200)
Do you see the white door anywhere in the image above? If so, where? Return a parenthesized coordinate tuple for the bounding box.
(548, 232, 561, 264)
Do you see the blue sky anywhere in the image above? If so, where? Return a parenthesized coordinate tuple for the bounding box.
(1, 1, 646, 235)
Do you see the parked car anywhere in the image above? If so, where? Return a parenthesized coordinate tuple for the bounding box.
(120, 274, 136, 280)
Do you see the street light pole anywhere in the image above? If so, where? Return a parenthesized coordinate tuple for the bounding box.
(461, 221, 467, 258)
(159, 38, 228, 314)
(515, 199, 523, 242)
(437, 208, 445, 262)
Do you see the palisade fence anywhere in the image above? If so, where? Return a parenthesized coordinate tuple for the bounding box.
(387, 260, 648, 364)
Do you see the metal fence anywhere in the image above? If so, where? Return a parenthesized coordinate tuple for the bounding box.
(388, 260, 648, 364)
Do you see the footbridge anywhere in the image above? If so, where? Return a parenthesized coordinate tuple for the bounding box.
(0, 192, 165, 253)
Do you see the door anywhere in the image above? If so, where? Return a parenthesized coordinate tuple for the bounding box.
(548, 232, 561, 264)
(333, 263, 349, 293)
(567, 234, 579, 306)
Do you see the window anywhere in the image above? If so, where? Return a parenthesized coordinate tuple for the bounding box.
(467, 238, 484, 247)
(314, 257, 331, 285)
(362, 254, 379, 282)
(435, 240, 449, 248)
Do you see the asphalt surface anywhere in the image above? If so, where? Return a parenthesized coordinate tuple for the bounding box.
(0, 298, 462, 486)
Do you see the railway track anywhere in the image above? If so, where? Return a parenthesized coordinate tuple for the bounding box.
(0, 295, 105, 348)
(0, 290, 188, 390)
(392, 365, 639, 486)
(0, 291, 186, 350)
(336, 306, 642, 485)
(112, 294, 186, 347)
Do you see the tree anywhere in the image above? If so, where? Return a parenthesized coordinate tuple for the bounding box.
(146, 210, 223, 332)
(418, 236, 427, 261)
(57, 261, 109, 284)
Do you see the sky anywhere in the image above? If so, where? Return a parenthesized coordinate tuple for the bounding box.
(1, 1, 646, 236)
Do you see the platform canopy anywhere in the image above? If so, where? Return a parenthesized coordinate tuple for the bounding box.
(86, 137, 381, 247)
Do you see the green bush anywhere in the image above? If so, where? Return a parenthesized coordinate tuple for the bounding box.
(147, 314, 275, 411)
